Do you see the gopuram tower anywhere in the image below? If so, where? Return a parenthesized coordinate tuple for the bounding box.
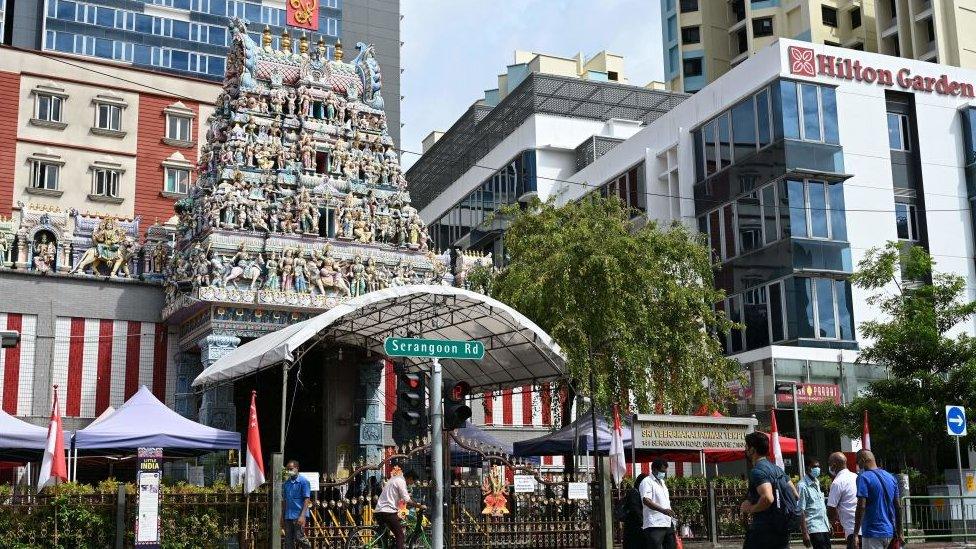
(162, 20, 446, 469)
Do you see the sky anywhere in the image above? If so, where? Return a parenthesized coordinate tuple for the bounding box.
(399, 0, 665, 169)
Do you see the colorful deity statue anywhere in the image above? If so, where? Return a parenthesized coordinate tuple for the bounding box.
(71, 217, 130, 277)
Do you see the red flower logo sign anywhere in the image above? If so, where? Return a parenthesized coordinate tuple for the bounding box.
(788, 46, 816, 77)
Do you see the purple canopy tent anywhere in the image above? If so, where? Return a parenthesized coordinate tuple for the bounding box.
(0, 408, 51, 460)
(73, 385, 240, 456)
(512, 410, 633, 457)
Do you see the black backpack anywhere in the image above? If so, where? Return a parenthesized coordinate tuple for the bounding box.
(771, 468, 803, 532)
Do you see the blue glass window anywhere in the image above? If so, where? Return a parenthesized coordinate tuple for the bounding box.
(134, 44, 151, 65)
(95, 37, 113, 59)
(756, 88, 771, 147)
(788, 179, 807, 237)
(245, 2, 261, 22)
(801, 84, 821, 141)
(822, 86, 839, 143)
(732, 98, 756, 162)
(796, 277, 815, 338)
(808, 180, 828, 238)
(703, 121, 717, 175)
(210, 26, 226, 46)
(136, 14, 152, 34)
(57, 0, 77, 20)
(835, 280, 854, 340)
(173, 20, 189, 40)
(171, 50, 188, 70)
(211, 0, 226, 15)
(209, 56, 225, 76)
(815, 278, 836, 338)
(96, 7, 114, 27)
(718, 113, 731, 168)
(828, 183, 847, 241)
(55, 32, 75, 53)
(781, 80, 800, 139)
(174, 0, 190, 9)
(762, 184, 778, 244)
(769, 281, 785, 342)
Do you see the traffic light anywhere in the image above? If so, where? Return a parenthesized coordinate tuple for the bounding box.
(443, 378, 472, 431)
(393, 365, 427, 445)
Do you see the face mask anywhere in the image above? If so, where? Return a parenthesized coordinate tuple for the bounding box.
(810, 467, 821, 479)
(288, 469, 299, 478)
(655, 471, 667, 481)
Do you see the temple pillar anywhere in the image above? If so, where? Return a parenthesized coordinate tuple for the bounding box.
(174, 352, 202, 419)
(197, 333, 241, 430)
(358, 359, 385, 476)
(15, 232, 28, 269)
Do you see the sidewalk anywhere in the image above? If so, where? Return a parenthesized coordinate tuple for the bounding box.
(681, 542, 969, 548)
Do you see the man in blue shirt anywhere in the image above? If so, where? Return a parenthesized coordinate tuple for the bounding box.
(282, 459, 312, 549)
(852, 450, 902, 549)
(740, 431, 795, 549)
(798, 458, 831, 549)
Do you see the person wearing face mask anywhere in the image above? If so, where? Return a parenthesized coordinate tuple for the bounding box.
(282, 459, 312, 549)
(826, 451, 859, 547)
(798, 458, 831, 549)
(740, 431, 797, 549)
(639, 459, 676, 549)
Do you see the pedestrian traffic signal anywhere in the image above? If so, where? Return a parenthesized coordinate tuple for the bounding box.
(443, 378, 472, 431)
(393, 366, 427, 445)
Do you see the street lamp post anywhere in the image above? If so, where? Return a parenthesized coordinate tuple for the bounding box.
(776, 382, 805, 475)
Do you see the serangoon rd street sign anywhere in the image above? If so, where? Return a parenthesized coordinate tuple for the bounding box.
(384, 337, 485, 360)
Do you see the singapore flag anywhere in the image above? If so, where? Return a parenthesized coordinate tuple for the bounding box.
(245, 390, 266, 494)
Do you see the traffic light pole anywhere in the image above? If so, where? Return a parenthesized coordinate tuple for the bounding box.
(430, 357, 444, 549)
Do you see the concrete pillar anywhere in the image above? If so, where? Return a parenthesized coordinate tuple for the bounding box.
(197, 333, 241, 430)
(357, 359, 384, 475)
(174, 351, 202, 419)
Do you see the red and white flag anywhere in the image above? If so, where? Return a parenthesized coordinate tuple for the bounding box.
(862, 409, 871, 451)
(769, 410, 784, 469)
(37, 386, 67, 490)
(609, 405, 627, 484)
(245, 391, 266, 494)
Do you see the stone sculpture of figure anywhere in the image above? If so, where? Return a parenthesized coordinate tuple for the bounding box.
(365, 257, 380, 292)
(341, 210, 355, 239)
(293, 251, 309, 293)
(408, 216, 423, 249)
(71, 217, 128, 276)
(223, 243, 249, 287)
(264, 251, 280, 291)
(300, 204, 316, 234)
(208, 252, 226, 287)
(286, 90, 296, 116)
(33, 233, 56, 273)
(281, 248, 295, 291)
(301, 133, 315, 171)
(113, 238, 135, 278)
(299, 85, 312, 118)
(349, 256, 367, 297)
(326, 92, 337, 121)
(247, 253, 263, 290)
(307, 255, 323, 295)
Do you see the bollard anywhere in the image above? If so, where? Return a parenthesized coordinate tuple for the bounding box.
(708, 480, 719, 546)
(115, 484, 126, 549)
(270, 453, 283, 549)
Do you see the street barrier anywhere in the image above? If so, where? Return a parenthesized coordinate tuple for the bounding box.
(901, 495, 976, 543)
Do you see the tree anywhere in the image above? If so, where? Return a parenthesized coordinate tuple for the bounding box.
(486, 196, 740, 420)
(807, 242, 976, 477)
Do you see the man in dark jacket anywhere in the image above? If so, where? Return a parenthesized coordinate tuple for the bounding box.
(623, 473, 648, 549)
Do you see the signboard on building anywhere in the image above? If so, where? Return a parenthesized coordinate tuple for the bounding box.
(136, 447, 162, 547)
(513, 475, 537, 493)
(634, 415, 758, 451)
(383, 337, 485, 360)
(775, 383, 841, 406)
(787, 45, 975, 98)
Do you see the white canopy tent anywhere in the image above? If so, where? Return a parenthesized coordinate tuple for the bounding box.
(192, 284, 566, 391)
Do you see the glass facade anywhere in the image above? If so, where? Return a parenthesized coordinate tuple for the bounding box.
(428, 150, 537, 255)
(41, 0, 341, 80)
(693, 79, 855, 353)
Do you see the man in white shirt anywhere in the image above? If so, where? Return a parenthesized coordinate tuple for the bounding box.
(826, 452, 859, 544)
(640, 459, 677, 549)
(373, 469, 423, 549)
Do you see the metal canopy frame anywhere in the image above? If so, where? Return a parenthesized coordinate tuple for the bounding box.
(191, 285, 565, 391)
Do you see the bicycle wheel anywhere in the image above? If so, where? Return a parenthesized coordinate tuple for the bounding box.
(406, 529, 430, 549)
(346, 525, 384, 549)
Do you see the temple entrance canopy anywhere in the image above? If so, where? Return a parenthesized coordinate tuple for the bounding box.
(192, 284, 565, 391)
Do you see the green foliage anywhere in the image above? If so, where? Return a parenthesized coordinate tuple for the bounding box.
(490, 196, 741, 415)
(805, 242, 976, 475)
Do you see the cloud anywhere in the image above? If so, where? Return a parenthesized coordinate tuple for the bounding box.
(400, 0, 663, 169)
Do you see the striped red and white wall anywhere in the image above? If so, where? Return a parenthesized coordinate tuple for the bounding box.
(0, 313, 38, 416)
(481, 385, 555, 428)
(51, 317, 175, 418)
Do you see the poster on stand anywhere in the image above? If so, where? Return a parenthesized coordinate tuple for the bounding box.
(136, 447, 162, 547)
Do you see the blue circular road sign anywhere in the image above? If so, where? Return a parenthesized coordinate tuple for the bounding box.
(946, 405, 967, 437)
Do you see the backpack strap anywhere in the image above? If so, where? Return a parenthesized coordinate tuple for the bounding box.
(869, 470, 897, 525)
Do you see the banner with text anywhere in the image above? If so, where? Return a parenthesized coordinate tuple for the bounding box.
(635, 415, 757, 450)
(136, 447, 162, 547)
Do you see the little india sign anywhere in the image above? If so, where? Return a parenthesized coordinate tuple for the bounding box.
(384, 337, 485, 360)
(788, 46, 974, 98)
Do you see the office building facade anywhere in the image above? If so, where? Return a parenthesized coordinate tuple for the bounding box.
(407, 50, 683, 263)
(562, 39, 976, 438)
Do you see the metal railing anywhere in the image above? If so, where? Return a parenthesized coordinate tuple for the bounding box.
(901, 495, 976, 542)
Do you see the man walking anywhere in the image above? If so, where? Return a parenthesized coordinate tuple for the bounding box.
(282, 459, 312, 549)
(640, 460, 676, 549)
(798, 458, 831, 549)
(373, 469, 424, 549)
(853, 450, 902, 549)
(827, 451, 858, 545)
(740, 431, 796, 549)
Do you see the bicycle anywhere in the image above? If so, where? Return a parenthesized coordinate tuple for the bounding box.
(345, 508, 431, 549)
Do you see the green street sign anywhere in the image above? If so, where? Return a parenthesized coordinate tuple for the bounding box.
(384, 337, 485, 360)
